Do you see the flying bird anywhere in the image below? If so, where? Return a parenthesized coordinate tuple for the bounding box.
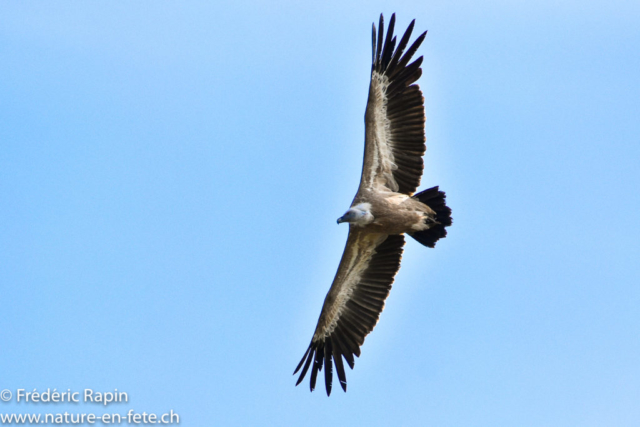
(294, 14, 452, 395)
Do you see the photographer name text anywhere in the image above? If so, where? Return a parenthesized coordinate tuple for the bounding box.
(15, 389, 127, 406)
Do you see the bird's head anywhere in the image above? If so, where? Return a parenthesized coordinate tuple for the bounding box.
(337, 204, 373, 225)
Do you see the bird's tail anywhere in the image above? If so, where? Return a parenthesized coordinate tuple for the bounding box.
(409, 186, 452, 248)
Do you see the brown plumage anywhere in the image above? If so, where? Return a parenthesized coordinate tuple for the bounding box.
(294, 13, 452, 396)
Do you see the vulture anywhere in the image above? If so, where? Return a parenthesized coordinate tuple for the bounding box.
(294, 14, 452, 395)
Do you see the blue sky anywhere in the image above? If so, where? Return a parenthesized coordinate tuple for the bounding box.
(1, 1, 639, 425)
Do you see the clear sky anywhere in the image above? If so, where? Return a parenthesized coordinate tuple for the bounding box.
(1, 1, 639, 426)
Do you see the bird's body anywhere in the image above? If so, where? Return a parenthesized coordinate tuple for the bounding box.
(294, 14, 452, 395)
(348, 189, 436, 234)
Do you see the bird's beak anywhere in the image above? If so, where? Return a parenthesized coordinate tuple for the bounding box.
(337, 216, 345, 224)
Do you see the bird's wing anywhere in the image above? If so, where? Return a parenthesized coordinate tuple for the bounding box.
(294, 229, 405, 395)
(359, 14, 427, 196)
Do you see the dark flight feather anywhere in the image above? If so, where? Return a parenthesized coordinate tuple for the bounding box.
(359, 15, 428, 195)
(294, 233, 405, 395)
(409, 186, 453, 248)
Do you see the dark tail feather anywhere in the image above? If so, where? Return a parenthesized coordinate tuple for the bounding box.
(409, 186, 452, 248)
